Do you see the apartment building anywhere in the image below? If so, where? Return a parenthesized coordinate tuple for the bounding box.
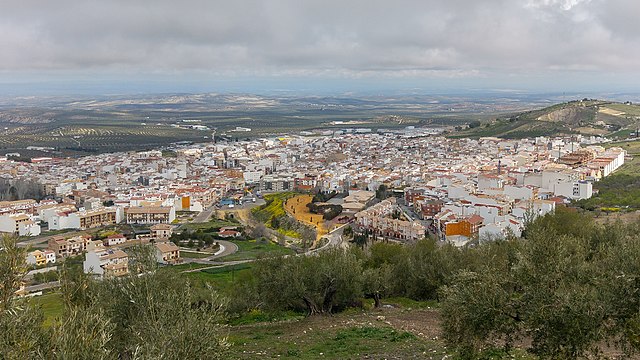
(49, 207, 118, 230)
(355, 198, 426, 242)
(124, 206, 175, 224)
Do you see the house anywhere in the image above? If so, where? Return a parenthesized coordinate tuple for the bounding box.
(83, 248, 129, 278)
(48, 235, 92, 258)
(218, 227, 241, 238)
(26, 250, 57, 266)
(26, 250, 46, 266)
(0, 213, 41, 236)
(443, 214, 484, 239)
(103, 234, 127, 246)
(150, 223, 173, 240)
(155, 242, 181, 265)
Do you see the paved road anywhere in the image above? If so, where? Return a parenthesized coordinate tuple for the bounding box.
(192, 206, 216, 223)
(182, 240, 239, 264)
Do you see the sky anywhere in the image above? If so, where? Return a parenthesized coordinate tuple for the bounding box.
(1, 0, 639, 95)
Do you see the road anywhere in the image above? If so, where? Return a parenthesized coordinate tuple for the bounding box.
(192, 206, 216, 223)
(182, 240, 239, 265)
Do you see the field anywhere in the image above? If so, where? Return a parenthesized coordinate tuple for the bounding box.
(606, 140, 640, 175)
(222, 239, 295, 261)
(30, 292, 64, 327)
(457, 100, 640, 139)
(178, 218, 239, 232)
(0, 93, 555, 157)
(225, 304, 537, 360)
(180, 250, 212, 259)
(182, 263, 253, 293)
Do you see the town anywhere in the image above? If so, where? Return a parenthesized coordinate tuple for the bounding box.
(0, 129, 626, 281)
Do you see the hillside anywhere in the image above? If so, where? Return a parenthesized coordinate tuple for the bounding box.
(456, 99, 640, 139)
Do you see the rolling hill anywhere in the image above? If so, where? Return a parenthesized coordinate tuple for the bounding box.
(456, 99, 640, 139)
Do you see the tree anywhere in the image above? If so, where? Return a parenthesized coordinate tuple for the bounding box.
(468, 120, 481, 129)
(253, 249, 363, 315)
(362, 264, 393, 308)
(61, 247, 229, 359)
(0, 235, 48, 359)
(375, 184, 388, 200)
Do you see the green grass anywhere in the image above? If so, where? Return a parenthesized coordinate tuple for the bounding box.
(251, 192, 306, 239)
(228, 309, 304, 326)
(226, 323, 445, 360)
(251, 192, 297, 222)
(162, 263, 212, 272)
(223, 239, 295, 261)
(181, 219, 239, 232)
(180, 250, 212, 259)
(30, 293, 63, 327)
(183, 263, 253, 292)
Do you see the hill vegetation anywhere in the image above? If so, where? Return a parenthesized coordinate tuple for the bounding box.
(456, 99, 640, 139)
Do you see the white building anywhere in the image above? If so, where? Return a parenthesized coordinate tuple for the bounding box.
(0, 213, 41, 236)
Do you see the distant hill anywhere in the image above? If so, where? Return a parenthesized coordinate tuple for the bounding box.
(455, 99, 640, 139)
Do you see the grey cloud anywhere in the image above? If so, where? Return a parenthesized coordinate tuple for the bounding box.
(0, 0, 639, 80)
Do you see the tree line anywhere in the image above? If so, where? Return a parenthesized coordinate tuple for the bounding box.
(5, 208, 640, 359)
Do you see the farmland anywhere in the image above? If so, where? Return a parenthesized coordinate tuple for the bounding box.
(0, 92, 555, 157)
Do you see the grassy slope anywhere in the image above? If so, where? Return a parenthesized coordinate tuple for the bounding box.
(456, 100, 640, 139)
(251, 192, 303, 238)
(222, 239, 295, 261)
(30, 292, 64, 327)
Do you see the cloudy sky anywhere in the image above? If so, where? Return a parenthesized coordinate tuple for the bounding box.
(1, 0, 639, 94)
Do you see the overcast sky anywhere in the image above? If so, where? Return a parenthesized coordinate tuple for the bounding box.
(1, 0, 639, 94)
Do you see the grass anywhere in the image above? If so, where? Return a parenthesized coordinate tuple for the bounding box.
(251, 192, 308, 239)
(251, 192, 298, 222)
(183, 263, 253, 292)
(162, 263, 212, 272)
(606, 140, 640, 175)
(30, 293, 63, 327)
(180, 250, 212, 259)
(181, 218, 239, 232)
(228, 309, 304, 326)
(223, 239, 295, 261)
(226, 319, 444, 360)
